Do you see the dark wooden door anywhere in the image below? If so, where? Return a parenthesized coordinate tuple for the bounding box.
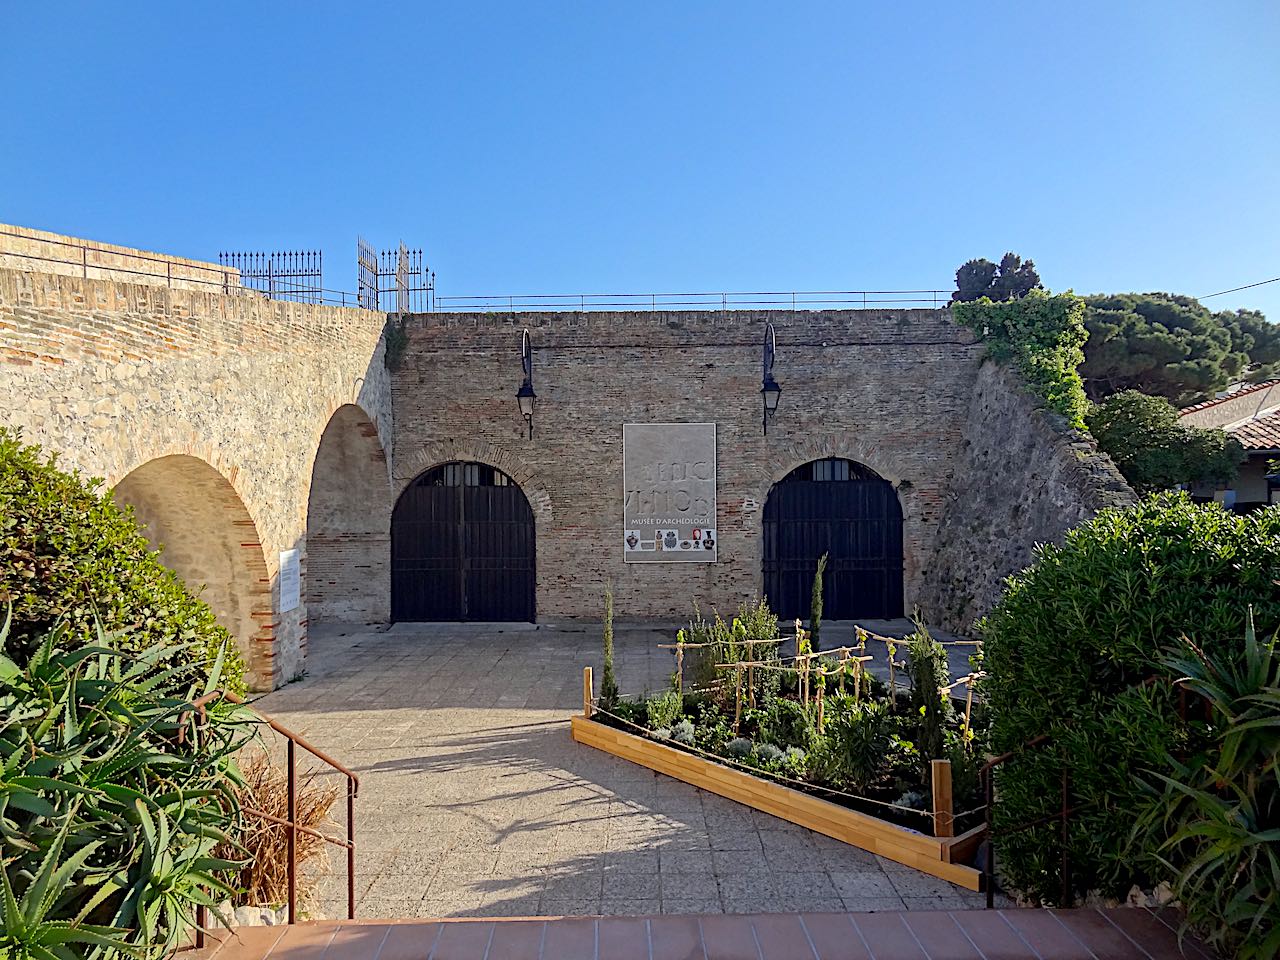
(762, 459, 904, 621)
(391, 463, 536, 622)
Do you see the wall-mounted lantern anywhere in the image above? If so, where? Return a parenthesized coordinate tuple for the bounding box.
(517, 329, 536, 439)
(762, 320, 781, 435)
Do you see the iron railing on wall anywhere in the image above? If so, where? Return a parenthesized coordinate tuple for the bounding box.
(0, 229, 370, 307)
(434, 290, 952, 312)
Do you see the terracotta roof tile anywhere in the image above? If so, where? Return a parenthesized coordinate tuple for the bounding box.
(1227, 406, 1280, 451)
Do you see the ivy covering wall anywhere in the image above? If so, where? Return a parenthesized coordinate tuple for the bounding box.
(952, 291, 1090, 429)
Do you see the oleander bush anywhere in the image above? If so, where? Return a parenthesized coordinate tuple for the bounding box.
(0, 428, 246, 692)
(0, 614, 252, 959)
(981, 492, 1280, 904)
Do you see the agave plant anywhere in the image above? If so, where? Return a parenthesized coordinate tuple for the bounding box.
(0, 608, 255, 959)
(1134, 609, 1280, 959)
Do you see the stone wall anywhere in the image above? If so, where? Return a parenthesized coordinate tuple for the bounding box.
(0, 263, 391, 688)
(917, 359, 1136, 631)
(0, 223, 241, 293)
(393, 309, 986, 621)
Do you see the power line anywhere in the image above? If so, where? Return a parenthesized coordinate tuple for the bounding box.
(1199, 276, 1280, 300)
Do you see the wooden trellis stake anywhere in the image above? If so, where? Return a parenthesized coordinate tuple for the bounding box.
(931, 759, 954, 838)
(816, 683, 825, 733)
(675, 640, 684, 695)
(583, 666, 593, 718)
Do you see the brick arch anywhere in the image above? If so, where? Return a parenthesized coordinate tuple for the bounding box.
(306, 403, 391, 623)
(112, 454, 275, 690)
(755, 436, 914, 513)
(394, 440, 554, 527)
(752, 436, 921, 615)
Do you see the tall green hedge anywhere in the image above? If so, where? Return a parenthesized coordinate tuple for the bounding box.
(980, 493, 1280, 902)
(953, 290, 1090, 428)
(0, 428, 246, 691)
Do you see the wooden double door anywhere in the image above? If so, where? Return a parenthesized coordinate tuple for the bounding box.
(391, 462, 536, 622)
(762, 458, 904, 621)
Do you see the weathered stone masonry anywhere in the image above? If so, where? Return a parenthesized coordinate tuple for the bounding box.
(394, 309, 979, 621)
(0, 256, 392, 690)
(2, 225, 1135, 689)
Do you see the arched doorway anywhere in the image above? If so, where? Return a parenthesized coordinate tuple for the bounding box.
(391, 461, 536, 622)
(762, 457, 904, 621)
(113, 455, 271, 685)
(306, 404, 391, 624)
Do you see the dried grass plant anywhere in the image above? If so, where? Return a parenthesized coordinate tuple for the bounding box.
(218, 749, 340, 912)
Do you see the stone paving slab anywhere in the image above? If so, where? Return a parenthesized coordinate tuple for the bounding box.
(253, 621, 995, 920)
(192, 908, 1214, 960)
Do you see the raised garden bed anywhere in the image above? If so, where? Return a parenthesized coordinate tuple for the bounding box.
(571, 707, 984, 890)
(574, 604, 990, 888)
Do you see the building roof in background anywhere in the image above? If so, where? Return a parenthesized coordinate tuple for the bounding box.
(1179, 379, 1280, 416)
(1228, 407, 1280, 452)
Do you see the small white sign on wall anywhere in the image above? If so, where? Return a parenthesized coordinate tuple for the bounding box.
(279, 549, 300, 613)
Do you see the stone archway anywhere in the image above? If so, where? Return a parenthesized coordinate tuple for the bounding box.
(391, 461, 537, 622)
(306, 404, 392, 624)
(762, 457, 905, 620)
(754, 436, 921, 616)
(113, 455, 273, 688)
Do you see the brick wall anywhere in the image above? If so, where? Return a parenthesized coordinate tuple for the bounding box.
(393, 309, 986, 622)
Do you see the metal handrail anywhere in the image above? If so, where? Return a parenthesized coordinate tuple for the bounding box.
(184, 691, 359, 948)
(435, 288, 952, 312)
(0, 230, 369, 307)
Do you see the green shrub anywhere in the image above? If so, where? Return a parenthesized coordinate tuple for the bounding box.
(953, 290, 1090, 428)
(725, 737, 754, 759)
(1088, 390, 1242, 493)
(756, 696, 814, 751)
(981, 493, 1280, 903)
(0, 614, 253, 959)
(810, 696, 890, 790)
(0, 429, 246, 692)
(671, 719, 696, 746)
(646, 689, 683, 730)
(1134, 614, 1280, 959)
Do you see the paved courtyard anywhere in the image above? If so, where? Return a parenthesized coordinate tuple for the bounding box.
(253, 621, 991, 921)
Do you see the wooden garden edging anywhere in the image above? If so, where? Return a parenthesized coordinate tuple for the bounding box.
(572, 671, 984, 891)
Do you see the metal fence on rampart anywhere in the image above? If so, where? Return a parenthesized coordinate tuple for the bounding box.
(1, 229, 951, 313)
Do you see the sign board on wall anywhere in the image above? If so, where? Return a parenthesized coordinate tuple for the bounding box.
(623, 422, 717, 562)
(279, 549, 300, 612)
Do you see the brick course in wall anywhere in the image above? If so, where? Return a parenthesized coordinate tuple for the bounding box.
(392, 308, 985, 622)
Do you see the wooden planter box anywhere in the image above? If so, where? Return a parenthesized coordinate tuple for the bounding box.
(571, 714, 985, 891)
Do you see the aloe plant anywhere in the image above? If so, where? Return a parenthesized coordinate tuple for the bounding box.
(1134, 609, 1280, 959)
(0, 609, 254, 958)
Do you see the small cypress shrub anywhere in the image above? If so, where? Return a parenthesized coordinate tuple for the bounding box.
(906, 619, 951, 775)
(0, 428, 246, 690)
(810, 552, 827, 652)
(600, 583, 619, 708)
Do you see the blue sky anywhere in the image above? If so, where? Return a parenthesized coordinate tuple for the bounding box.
(3, 2, 1277, 317)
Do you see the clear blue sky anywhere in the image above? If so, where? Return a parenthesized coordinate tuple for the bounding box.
(3, 1, 1277, 317)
